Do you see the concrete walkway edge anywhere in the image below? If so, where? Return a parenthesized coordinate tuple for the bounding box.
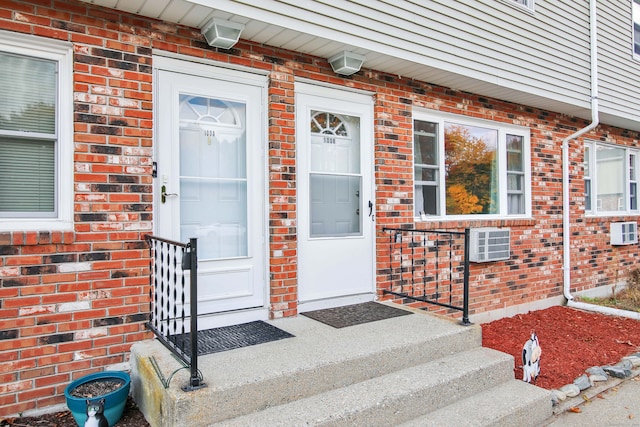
(543, 369, 640, 426)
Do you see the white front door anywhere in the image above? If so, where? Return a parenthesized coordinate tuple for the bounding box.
(296, 83, 375, 310)
(155, 62, 267, 328)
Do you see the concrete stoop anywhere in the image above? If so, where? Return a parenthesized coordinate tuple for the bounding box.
(130, 304, 552, 427)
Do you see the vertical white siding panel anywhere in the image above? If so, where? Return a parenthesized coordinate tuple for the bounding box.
(598, 1, 640, 123)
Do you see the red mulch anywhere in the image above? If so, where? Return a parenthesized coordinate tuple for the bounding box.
(482, 305, 640, 390)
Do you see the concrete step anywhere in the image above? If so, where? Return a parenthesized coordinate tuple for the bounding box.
(131, 305, 551, 427)
(208, 347, 517, 427)
(131, 306, 483, 427)
(399, 379, 551, 427)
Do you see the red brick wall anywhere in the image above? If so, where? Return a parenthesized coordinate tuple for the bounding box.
(0, 0, 155, 417)
(265, 57, 297, 319)
(1, 0, 640, 417)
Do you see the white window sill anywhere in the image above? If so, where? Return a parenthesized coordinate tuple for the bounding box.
(0, 219, 74, 233)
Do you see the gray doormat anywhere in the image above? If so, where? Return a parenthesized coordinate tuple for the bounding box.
(301, 301, 412, 328)
(172, 321, 294, 355)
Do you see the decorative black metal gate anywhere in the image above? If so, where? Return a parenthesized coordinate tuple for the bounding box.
(382, 227, 471, 325)
(145, 234, 205, 390)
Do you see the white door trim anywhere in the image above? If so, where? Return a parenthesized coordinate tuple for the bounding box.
(295, 82, 376, 311)
(152, 56, 269, 329)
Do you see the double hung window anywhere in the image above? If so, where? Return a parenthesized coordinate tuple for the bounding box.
(413, 111, 530, 219)
(0, 31, 72, 230)
(584, 142, 639, 214)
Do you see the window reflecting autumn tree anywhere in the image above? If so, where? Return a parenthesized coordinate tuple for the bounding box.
(445, 124, 498, 214)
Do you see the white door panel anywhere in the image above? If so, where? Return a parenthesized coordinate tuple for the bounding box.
(156, 67, 266, 325)
(296, 84, 374, 307)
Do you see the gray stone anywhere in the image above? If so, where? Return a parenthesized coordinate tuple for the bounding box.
(622, 355, 640, 368)
(588, 374, 608, 385)
(603, 365, 632, 379)
(559, 383, 581, 397)
(586, 366, 607, 377)
(550, 389, 566, 406)
(573, 374, 591, 391)
(617, 359, 634, 370)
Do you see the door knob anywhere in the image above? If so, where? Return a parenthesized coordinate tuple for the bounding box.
(161, 185, 178, 204)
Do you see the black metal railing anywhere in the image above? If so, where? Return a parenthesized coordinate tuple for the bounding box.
(382, 227, 471, 325)
(145, 234, 205, 391)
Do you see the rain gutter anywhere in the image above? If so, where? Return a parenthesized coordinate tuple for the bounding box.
(563, 0, 640, 321)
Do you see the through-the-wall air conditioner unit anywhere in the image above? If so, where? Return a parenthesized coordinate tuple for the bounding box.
(610, 222, 638, 245)
(469, 228, 511, 262)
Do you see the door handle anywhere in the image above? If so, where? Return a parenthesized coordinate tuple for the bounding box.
(161, 185, 178, 204)
(368, 201, 373, 217)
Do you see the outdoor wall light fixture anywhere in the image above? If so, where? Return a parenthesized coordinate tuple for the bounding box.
(201, 18, 245, 49)
(328, 51, 365, 76)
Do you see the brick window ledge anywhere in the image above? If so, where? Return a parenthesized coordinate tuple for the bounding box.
(0, 230, 76, 246)
(584, 215, 640, 225)
(413, 218, 536, 230)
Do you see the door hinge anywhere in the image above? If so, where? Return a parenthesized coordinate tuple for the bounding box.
(152, 161, 157, 178)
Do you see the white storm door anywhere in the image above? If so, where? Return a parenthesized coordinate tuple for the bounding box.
(156, 68, 265, 319)
(296, 84, 374, 307)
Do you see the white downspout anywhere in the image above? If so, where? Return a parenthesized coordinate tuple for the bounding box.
(563, 0, 640, 321)
(563, 0, 599, 303)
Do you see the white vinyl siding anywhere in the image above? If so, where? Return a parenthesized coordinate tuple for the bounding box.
(189, 0, 591, 113)
(85, 1, 640, 131)
(0, 30, 73, 231)
(511, 0, 535, 10)
(346, 0, 588, 105)
(597, 1, 640, 129)
(84, 0, 601, 123)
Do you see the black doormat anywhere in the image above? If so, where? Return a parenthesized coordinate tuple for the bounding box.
(301, 301, 412, 328)
(171, 321, 294, 355)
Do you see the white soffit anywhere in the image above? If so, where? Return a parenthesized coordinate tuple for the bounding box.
(77, 0, 597, 125)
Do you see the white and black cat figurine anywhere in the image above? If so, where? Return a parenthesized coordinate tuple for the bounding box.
(84, 398, 109, 427)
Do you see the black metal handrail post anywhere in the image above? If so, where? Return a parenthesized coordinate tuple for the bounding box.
(462, 228, 471, 325)
(186, 237, 203, 390)
(145, 234, 206, 391)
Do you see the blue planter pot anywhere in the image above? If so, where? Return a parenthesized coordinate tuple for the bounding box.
(64, 371, 131, 427)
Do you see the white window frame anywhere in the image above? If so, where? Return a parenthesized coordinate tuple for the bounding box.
(413, 110, 531, 221)
(585, 140, 640, 216)
(0, 30, 73, 231)
(509, 0, 535, 11)
(633, 0, 640, 60)
(584, 144, 593, 211)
